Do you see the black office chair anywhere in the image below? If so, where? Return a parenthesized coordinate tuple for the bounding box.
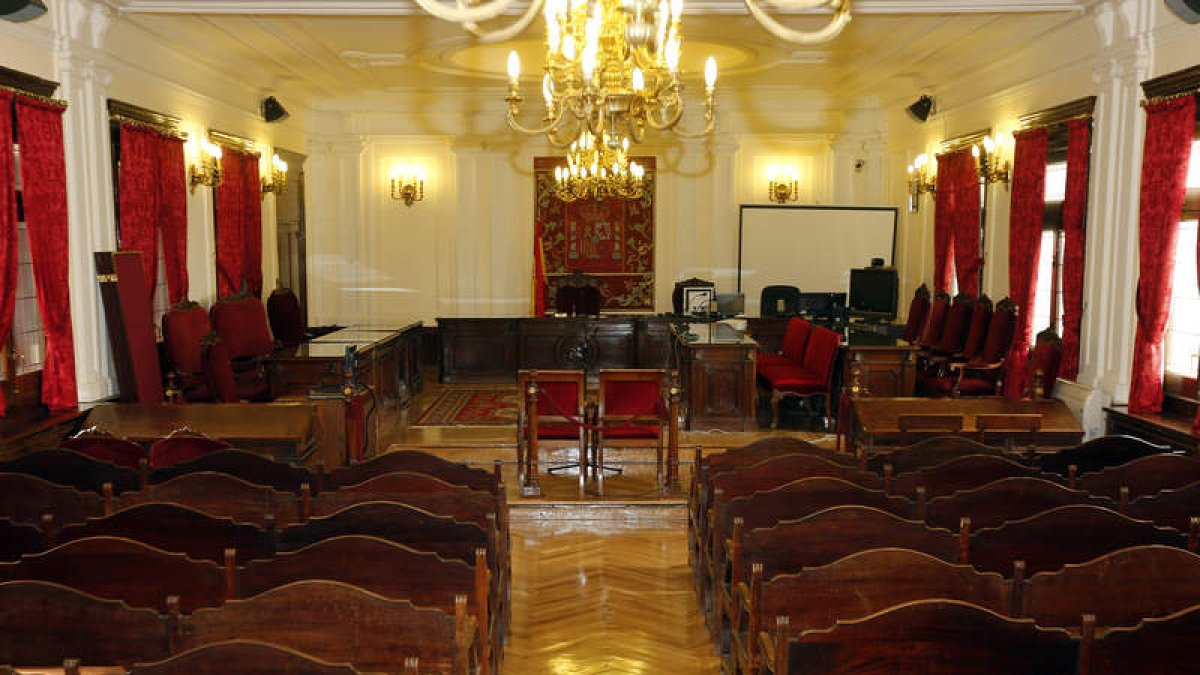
(761, 285, 801, 317)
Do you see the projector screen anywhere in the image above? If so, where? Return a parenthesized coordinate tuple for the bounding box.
(738, 205, 897, 316)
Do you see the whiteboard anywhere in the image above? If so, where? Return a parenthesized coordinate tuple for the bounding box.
(738, 205, 897, 316)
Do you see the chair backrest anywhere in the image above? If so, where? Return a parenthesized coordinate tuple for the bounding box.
(866, 435, 1002, 474)
(1024, 328, 1062, 398)
(800, 325, 842, 382)
(211, 295, 274, 359)
(760, 285, 801, 317)
(780, 317, 812, 363)
(149, 428, 233, 470)
(327, 450, 500, 493)
(118, 471, 299, 528)
(901, 283, 931, 343)
(925, 476, 1115, 531)
(575, 284, 602, 317)
(0, 473, 104, 529)
(918, 291, 952, 345)
(203, 337, 240, 402)
(1125, 479, 1200, 532)
(710, 454, 882, 504)
(60, 426, 145, 469)
(718, 477, 914, 542)
(1024, 545, 1200, 631)
(784, 599, 1078, 675)
(598, 369, 667, 417)
(518, 369, 585, 427)
(1036, 435, 1171, 476)
(0, 535, 227, 613)
(0, 519, 47, 562)
(127, 640, 364, 675)
(162, 301, 211, 375)
(266, 287, 307, 345)
(310, 486, 493, 531)
(1088, 601, 1200, 674)
(149, 449, 314, 494)
(1079, 453, 1200, 502)
(932, 293, 975, 353)
(972, 297, 1017, 365)
(960, 294, 993, 360)
(892, 454, 1057, 500)
(0, 448, 141, 494)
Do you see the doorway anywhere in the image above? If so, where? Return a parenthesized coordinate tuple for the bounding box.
(275, 148, 308, 325)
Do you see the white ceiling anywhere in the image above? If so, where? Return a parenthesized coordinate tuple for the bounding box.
(113, 0, 1089, 112)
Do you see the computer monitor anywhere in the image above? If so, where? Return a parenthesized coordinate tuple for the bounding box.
(848, 267, 899, 320)
(715, 293, 745, 317)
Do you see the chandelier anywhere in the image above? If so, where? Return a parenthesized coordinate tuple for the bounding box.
(505, 0, 717, 147)
(553, 130, 651, 202)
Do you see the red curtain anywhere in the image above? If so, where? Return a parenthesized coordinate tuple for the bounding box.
(215, 151, 245, 298)
(1130, 96, 1197, 414)
(0, 91, 16, 416)
(933, 152, 958, 293)
(951, 150, 983, 296)
(1003, 128, 1048, 398)
(16, 97, 77, 411)
(118, 124, 160, 299)
(159, 136, 188, 304)
(241, 152, 263, 298)
(1059, 119, 1092, 381)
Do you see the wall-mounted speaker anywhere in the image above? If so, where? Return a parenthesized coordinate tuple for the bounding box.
(0, 0, 47, 22)
(906, 94, 935, 123)
(261, 96, 290, 123)
(1165, 0, 1200, 23)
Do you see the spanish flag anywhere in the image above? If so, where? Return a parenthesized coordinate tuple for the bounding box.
(531, 220, 547, 316)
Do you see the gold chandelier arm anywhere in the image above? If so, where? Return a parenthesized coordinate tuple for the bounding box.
(669, 113, 715, 138)
(507, 105, 569, 137)
(464, 0, 545, 43)
(760, 0, 842, 9)
(742, 0, 851, 44)
(412, 0, 521, 24)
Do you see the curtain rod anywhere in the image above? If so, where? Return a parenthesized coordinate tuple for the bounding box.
(0, 84, 67, 108)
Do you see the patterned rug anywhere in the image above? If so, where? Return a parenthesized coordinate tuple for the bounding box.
(414, 388, 522, 427)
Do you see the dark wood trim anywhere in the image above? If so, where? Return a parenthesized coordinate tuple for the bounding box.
(1018, 97, 1097, 130)
(0, 64, 58, 99)
(1105, 406, 1199, 455)
(1142, 64, 1200, 99)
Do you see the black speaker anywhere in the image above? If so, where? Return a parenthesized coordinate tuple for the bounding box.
(906, 95, 935, 123)
(0, 0, 46, 22)
(260, 96, 290, 123)
(1166, 0, 1200, 23)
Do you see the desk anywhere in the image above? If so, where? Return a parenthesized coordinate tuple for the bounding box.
(675, 323, 757, 431)
(1105, 406, 1200, 454)
(841, 331, 919, 398)
(849, 397, 1084, 451)
(85, 403, 318, 463)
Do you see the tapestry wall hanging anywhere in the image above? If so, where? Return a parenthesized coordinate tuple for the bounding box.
(533, 156, 656, 312)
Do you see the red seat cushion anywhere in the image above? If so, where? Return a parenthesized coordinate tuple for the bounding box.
(770, 371, 827, 394)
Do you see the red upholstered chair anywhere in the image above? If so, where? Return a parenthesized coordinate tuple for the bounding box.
(916, 291, 952, 348)
(210, 295, 274, 401)
(765, 325, 841, 430)
(203, 336, 240, 403)
(929, 293, 975, 357)
(60, 426, 145, 469)
(901, 284, 932, 343)
(267, 287, 307, 346)
(596, 369, 673, 489)
(518, 369, 589, 495)
(1024, 329, 1063, 399)
(758, 317, 812, 371)
(162, 301, 216, 402)
(920, 295, 992, 397)
(949, 297, 1018, 397)
(148, 428, 233, 469)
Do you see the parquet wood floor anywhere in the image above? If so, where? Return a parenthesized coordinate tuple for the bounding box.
(503, 519, 721, 674)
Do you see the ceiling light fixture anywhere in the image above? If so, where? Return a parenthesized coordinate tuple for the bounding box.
(553, 130, 651, 202)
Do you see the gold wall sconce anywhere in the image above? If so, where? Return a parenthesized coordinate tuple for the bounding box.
(767, 165, 799, 204)
(389, 165, 426, 207)
(973, 134, 1011, 188)
(260, 153, 289, 197)
(188, 139, 223, 193)
(906, 153, 936, 212)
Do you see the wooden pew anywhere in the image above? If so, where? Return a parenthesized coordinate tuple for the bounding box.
(1023, 545, 1200, 633)
(1123, 480, 1200, 532)
(0, 473, 103, 529)
(174, 579, 475, 674)
(743, 549, 1011, 675)
(0, 519, 47, 562)
(0, 580, 169, 667)
(0, 536, 227, 613)
(1077, 453, 1200, 502)
(1084, 603, 1200, 675)
(924, 477, 1117, 531)
(127, 640, 367, 674)
(967, 504, 1190, 576)
(147, 449, 316, 494)
(238, 535, 493, 674)
(326, 450, 501, 494)
(864, 435, 1004, 474)
(56, 503, 274, 564)
(889, 454, 1059, 501)
(780, 599, 1078, 675)
(1036, 434, 1171, 476)
(0, 449, 141, 494)
(112, 472, 303, 528)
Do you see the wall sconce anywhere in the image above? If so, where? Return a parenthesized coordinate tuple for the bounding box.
(389, 165, 425, 207)
(973, 134, 1011, 188)
(188, 139, 223, 193)
(906, 153, 936, 213)
(260, 153, 289, 198)
(767, 165, 798, 204)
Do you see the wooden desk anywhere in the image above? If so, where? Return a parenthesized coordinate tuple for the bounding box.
(849, 397, 1084, 451)
(1105, 406, 1199, 454)
(85, 403, 318, 463)
(841, 331, 919, 398)
(675, 323, 757, 432)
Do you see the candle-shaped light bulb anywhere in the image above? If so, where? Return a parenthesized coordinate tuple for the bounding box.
(542, 74, 553, 107)
(665, 37, 680, 73)
(582, 49, 596, 83)
(563, 37, 575, 60)
(632, 68, 645, 92)
(507, 51, 520, 83)
(704, 55, 717, 91)
(907, 165, 915, 175)
(670, 0, 682, 20)
(971, 144, 980, 159)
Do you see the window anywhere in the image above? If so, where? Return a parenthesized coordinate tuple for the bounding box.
(1163, 139, 1200, 395)
(1030, 161, 1068, 335)
(4, 145, 46, 387)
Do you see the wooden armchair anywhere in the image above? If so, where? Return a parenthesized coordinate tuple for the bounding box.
(950, 297, 1017, 397)
(595, 369, 678, 491)
(148, 427, 232, 470)
(900, 283, 931, 343)
(518, 369, 589, 496)
(210, 294, 274, 401)
(59, 426, 145, 469)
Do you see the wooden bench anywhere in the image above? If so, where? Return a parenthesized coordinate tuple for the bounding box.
(1084, 602, 1200, 675)
(1036, 434, 1172, 476)
(864, 435, 1005, 474)
(0, 519, 47, 562)
(127, 640, 367, 674)
(111, 472, 303, 528)
(0, 472, 103, 530)
(147, 449, 317, 494)
(1123, 480, 1200, 532)
(890, 454, 1061, 500)
(1077, 453, 1200, 502)
(924, 477, 1116, 531)
(0, 449, 141, 494)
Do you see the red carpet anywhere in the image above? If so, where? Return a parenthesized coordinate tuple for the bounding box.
(413, 388, 521, 426)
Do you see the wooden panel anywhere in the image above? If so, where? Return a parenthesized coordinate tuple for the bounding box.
(844, 342, 918, 398)
(677, 329, 757, 432)
(1105, 407, 1200, 454)
(438, 318, 519, 383)
(851, 398, 1083, 451)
